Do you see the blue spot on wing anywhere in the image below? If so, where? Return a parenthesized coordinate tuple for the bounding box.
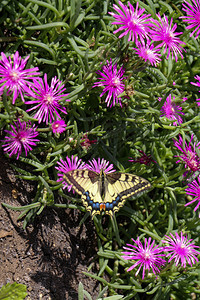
(83, 191, 100, 210)
(83, 190, 125, 214)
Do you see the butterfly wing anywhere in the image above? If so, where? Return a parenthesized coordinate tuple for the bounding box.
(63, 169, 151, 218)
(63, 169, 103, 215)
(103, 172, 151, 217)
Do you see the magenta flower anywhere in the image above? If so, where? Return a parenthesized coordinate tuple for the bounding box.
(51, 119, 67, 134)
(191, 75, 200, 106)
(2, 119, 39, 159)
(25, 74, 69, 124)
(133, 43, 162, 66)
(129, 150, 156, 165)
(109, 1, 153, 45)
(185, 176, 200, 216)
(93, 59, 125, 108)
(0, 51, 40, 104)
(85, 158, 116, 174)
(80, 133, 97, 150)
(150, 13, 186, 61)
(122, 237, 166, 279)
(173, 134, 200, 172)
(180, 0, 200, 39)
(56, 155, 85, 191)
(160, 94, 184, 126)
(162, 232, 200, 268)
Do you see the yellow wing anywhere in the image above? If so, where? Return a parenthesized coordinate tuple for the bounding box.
(63, 169, 102, 216)
(104, 172, 151, 217)
(63, 169, 151, 218)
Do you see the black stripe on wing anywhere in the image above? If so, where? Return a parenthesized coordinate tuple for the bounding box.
(63, 170, 86, 194)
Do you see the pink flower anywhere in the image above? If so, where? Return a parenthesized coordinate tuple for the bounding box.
(51, 119, 67, 134)
(173, 134, 200, 172)
(160, 94, 184, 126)
(85, 158, 116, 174)
(129, 150, 156, 165)
(0, 51, 40, 104)
(185, 176, 200, 216)
(56, 155, 85, 192)
(191, 75, 200, 106)
(180, 0, 200, 39)
(133, 43, 162, 66)
(93, 59, 125, 108)
(2, 119, 39, 159)
(26, 74, 69, 124)
(109, 1, 153, 45)
(122, 237, 166, 279)
(191, 75, 200, 87)
(162, 232, 200, 268)
(150, 13, 186, 61)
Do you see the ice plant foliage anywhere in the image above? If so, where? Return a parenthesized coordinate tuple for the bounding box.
(173, 134, 200, 172)
(85, 158, 116, 174)
(56, 155, 85, 191)
(162, 232, 200, 267)
(191, 75, 200, 105)
(185, 176, 200, 217)
(2, 2, 200, 295)
(26, 74, 69, 124)
(109, 1, 152, 45)
(93, 59, 125, 108)
(181, 0, 200, 39)
(160, 94, 184, 126)
(122, 237, 166, 279)
(51, 119, 67, 134)
(2, 119, 39, 159)
(133, 43, 162, 66)
(150, 13, 185, 61)
(0, 51, 40, 104)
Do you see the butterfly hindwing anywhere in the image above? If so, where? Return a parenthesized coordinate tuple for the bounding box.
(63, 169, 151, 218)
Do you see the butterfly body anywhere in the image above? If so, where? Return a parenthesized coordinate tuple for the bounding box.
(63, 169, 151, 217)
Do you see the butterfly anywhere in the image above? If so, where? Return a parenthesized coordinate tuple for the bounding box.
(63, 169, 151, 218)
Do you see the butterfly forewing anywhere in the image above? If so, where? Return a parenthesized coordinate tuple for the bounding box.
(82, 171, 103, 214)
(104, 172, 151, 216)
(63, 169, 102, 215)
(113, 173, 151, 199)
(63, 169, 98, 195)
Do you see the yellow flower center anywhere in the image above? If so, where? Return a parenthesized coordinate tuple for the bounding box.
(9, 70, 20, 82)
(44, 94, 53, 104)
(112, 77, 120, 87)
(143, 251, 150, 260)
